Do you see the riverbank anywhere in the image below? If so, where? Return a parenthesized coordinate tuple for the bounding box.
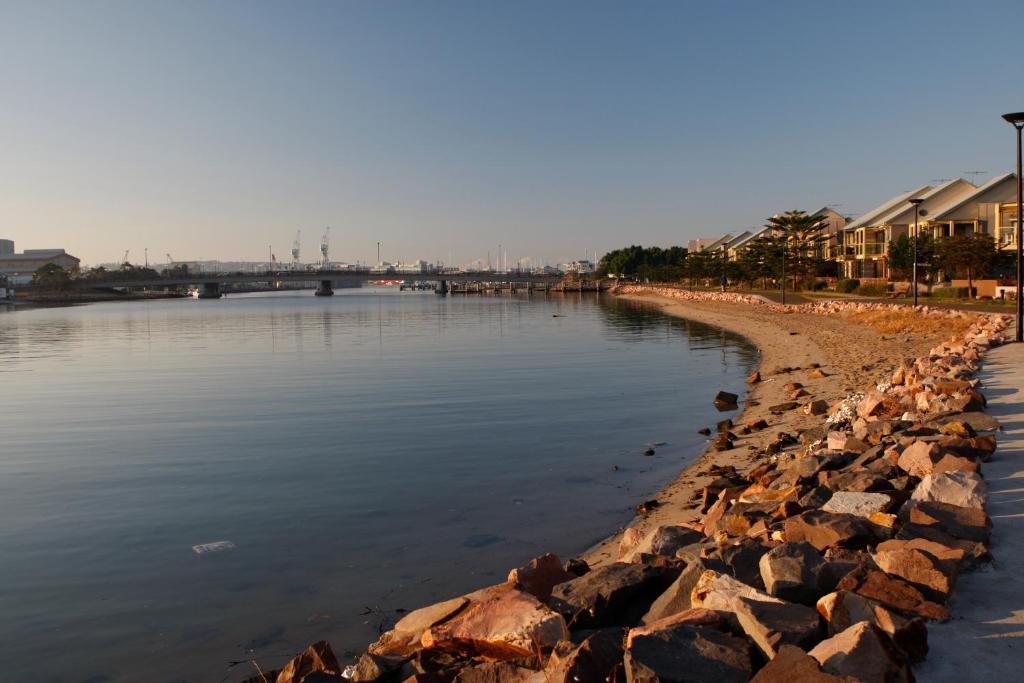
(250, 287, 1013, 682)
(10, 289, 188, 305)
(583, 291, 962, 569)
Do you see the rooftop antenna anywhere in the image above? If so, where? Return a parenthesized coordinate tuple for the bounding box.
(291, 230, 301, 270)
(320, 226, 330, 268)
(964, 170, 988, 185)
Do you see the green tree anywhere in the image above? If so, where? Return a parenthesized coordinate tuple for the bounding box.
(598, 245, 688, 280)
(765, 210, 829, 288)
(32, 263, 73, 290)
(887, 233, 937, 283)
(733, 236, 780, 288)
(936, 233, 997, 296)
(682, 249, 715, 286)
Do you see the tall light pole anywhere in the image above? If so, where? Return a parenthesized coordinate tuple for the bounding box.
(1003, 112, 1024, 342)
(720, 245, 727, 292)
(780, 235, 787, 306)
(377, 241, 381, 266)
(909, 197, 924, 307)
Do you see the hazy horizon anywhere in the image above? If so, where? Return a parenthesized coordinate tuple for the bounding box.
(4, 0, 1024, 267)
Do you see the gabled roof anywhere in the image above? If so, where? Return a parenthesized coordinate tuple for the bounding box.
(725, 231, 752, 248)
(928, 172, 1016, 220)
(812, 206, 846, 219)
(728, 227, 771, 250)
(871, 178, 976, 226)
(844, 185, 932, 230)
(703, 233, 734, 251)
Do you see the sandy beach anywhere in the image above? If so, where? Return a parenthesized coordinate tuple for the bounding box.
(584, 291, 963, 567)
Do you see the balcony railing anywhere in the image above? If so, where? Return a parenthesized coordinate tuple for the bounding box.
(862, 243, 886, 256)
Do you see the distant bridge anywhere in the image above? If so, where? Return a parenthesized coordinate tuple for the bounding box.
(51, 269, 575, 299)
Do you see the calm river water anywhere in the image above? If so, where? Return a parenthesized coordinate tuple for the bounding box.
(0, 290, 757, 683)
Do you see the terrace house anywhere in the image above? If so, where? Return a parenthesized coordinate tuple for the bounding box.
(836, 179, 976, 280)
(922, 172, 1019, 251)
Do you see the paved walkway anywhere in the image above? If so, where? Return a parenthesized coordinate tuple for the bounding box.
(918, 342, 1024, 680)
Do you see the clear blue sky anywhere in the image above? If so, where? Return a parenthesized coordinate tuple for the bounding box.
(3, 0, 1023, 267)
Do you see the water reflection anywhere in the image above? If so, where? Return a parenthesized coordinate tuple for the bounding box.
(0, 291, 757, 683)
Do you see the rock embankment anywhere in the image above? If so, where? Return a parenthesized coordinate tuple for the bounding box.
(245, 294, 1011, 683)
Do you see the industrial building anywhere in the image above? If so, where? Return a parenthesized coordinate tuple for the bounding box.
(0, 240, 81, 285)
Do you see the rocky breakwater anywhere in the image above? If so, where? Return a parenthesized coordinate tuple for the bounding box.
(242, 299, 1011, 683)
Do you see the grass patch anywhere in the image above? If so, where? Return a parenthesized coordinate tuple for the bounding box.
(842, 309, 977, 337)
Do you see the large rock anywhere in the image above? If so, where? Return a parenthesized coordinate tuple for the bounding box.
(714, 391, 739, 408)
(821, 492, 892, 518)
(909, 500, 991, 542)
(370, 597, 469, 657)
(642, 560, 721, 624)
(624, 623, 755, 683)
(896, 440, 977, 477)
(895, 522, 990, 568)
(820, 470, 892, 493)
(816, 591, 927, 662)
(690, 570, 782, 614)
(275, 641, 341, 683)
(348, 652, 403, 682)
(749, 644, 855, 682)
(808, 622, 911, 683)
(835, 564, 949, 621)
(543, 628, 624, 683)
(507, 553, 573, 601)
(909, 471, 988, 509)
(715, 537, 773, 589)
(422, 585, 568, 658)
(783, 511, 874, 551)
(549, 562, 678, 629)
(621, 525, 704, 563)
(630, 608, 731, 645)
(759, 542, 831, 605)
(856, 391, 887, 418)
(871, 538, 964, 601)
(733, 596, 822, 659)
(939, 434, 997, 462)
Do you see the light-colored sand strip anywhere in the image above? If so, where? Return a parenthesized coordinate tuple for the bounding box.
(918, 342, 1024, 680)
(584, 292, 956, 567)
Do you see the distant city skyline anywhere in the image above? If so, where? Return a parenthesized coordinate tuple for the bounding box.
(3, 1, 1023, 266)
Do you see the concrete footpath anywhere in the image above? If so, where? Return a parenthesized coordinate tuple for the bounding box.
(919, 342, 1024, 680)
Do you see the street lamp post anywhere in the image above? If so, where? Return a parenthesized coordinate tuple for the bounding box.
(909, 198, 924, 307)
(720, 246, 727, 292)
(1002, 112, 1024, 343)
(780, 235, 787, 306)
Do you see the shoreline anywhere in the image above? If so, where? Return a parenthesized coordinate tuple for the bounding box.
(581, 293, 829, 568)
(242, 288, 1014, 682)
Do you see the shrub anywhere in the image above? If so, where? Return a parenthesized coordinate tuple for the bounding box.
(856, 284, 888, 297)
(932, 286, 972, 299)
(809, 280, 828, 291)
(843, 309, 978, 336)
(836, 278, 860, 293)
